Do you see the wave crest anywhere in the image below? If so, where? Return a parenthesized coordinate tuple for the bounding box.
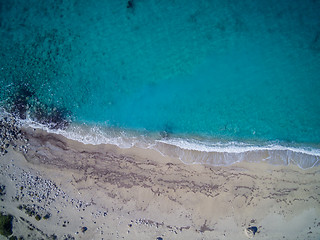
(153, 139, 320, 169)
(21, 118, 320, 169)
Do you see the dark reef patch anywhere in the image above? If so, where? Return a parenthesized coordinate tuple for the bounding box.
(9, 85, 35, 120)
(1, 83, 71, 130)
(0, 7, 76, 130)
(32, 104, 71, 130)
(127, 0, 134, 9)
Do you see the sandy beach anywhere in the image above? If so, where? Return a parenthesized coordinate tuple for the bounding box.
(0, 126, 319, 239)
(1, 0, 320, 239)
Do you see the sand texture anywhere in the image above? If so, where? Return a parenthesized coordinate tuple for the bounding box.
(0, 127, 319, 239)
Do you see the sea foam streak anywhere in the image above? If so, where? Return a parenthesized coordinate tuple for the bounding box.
(153, 139, 320, 169)
(20, 117, 320, 170)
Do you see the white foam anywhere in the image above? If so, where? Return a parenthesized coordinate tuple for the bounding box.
(18, 116, 320, 170)
(21, 119, 140, 148)
(156, 138, 320, 156)
(153, 138, 320, 169)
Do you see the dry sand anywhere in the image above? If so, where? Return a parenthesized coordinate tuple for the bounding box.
(0, 127, 319, 239)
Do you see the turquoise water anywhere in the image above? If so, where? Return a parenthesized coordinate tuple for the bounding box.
(1, 0, 320, 167)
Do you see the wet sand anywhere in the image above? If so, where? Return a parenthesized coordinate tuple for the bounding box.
(0, 127, 320, 239)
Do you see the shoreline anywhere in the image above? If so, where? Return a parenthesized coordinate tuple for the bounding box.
(20, 119, 320, 169)
(1, 126, 320, 239)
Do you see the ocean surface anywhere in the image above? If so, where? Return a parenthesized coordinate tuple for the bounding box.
(1, 0, 320, 168)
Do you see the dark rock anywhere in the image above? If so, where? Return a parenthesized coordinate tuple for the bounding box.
(62, 234, 75, 240)
(0, 186, 5, 196)
(81, 226, 87, 233)
(25, 207, 35, 217)
(35, 215, 41, 221)
(246, 226, 258, 236)
(156, 237, 163, 240)
(49, 234, 57, 240)
(247, 226, 257, 234)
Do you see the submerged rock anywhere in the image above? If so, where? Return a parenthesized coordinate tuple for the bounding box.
(32, 104, 70, 130)
(127, 0, 133, 9)
(2, 83, 71, 130)
(160, 123, 174, 139)
(11, 86, 35, 120)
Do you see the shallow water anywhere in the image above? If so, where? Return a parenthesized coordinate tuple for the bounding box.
(1, 0, 320, 168)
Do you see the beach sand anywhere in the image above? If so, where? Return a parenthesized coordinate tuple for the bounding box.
(0, 127, 319, 239)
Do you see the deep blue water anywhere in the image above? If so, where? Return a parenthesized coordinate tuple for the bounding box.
(1, 0, 320, 167)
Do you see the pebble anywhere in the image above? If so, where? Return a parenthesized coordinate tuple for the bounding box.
(0, 114, 29, 156)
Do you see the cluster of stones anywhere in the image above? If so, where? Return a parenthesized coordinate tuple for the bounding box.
(13, 170, 63, 206)
(17, 204, 51, 221)
(19, 216, 57, 240)
(0, 115, 28, 156)
(5, 161, 94, 212)
(2, 162, 94, 239)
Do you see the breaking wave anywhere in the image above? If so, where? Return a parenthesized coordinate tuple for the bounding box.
(20, 117, 320, 169)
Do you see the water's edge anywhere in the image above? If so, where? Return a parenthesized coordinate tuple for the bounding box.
(20, 118, 320, 170)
